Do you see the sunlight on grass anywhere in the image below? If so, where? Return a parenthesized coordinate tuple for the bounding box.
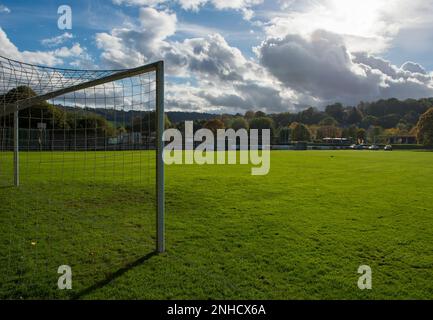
(1, 150, 433, 299)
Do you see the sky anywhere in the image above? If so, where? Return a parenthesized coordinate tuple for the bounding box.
(1, 0, 433, 114)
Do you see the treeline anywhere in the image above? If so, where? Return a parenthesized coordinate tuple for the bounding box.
(0, 87, 116, 136)
(83, 109, 215, 126)
(2, 86, 433, 144)
(167, 99, 433, 144)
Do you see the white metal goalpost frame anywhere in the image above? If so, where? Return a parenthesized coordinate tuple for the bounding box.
(0, 57, 165, 253)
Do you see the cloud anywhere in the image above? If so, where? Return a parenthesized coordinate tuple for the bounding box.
(97, 4, 433, 113)
(264, 0, 433, 54)
(161, 33, 293, 112)
(96, 7, 176, 68)
(160, 33, 290, 113)
(112, 0, 262, 19)
(171, 34, 251, 80)
(54, 43, 84, 58)
(177, 0, 207, 11)
(258, 30, 433, 105)
(353, 53, 431, 83)
(0, 28, 91, 68)
(96, 8, 251, 78)
(210, 0, 263, 19)
(41, 32, 74, 47)
(401, 61, 427, 75)
(199, 81, 288, 112)
(0, 4, 10, 14)
(112, 0, 163, 6)
(5, 1, 431, 114)
(0, 27, 62, 66)
(166, 79, 292, 114)
(258, 31, 380, 101)
(172, 37, 296, 112)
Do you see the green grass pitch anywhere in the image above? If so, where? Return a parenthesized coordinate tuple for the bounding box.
(1, 150, 433, 299)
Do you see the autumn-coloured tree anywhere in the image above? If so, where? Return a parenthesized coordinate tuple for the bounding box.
(416, 107, 433, 146)
(290, 122, 311, 142)
(204, 118, 225, 134)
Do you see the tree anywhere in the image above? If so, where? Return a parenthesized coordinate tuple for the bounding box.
(278, 127, 291, 143)
(416, 107, 433, 146)
(230, 117, 249, 131)
(360, 115, 378, 129)
(2, 85, 37, 102)
(290, 122, 311, 142)
(325, 103, 345, 123)
(244, 110, 255, 120)
(221, 114, 233, 128)
(255, 111, 266, 118)
(402, 110, 420, 126)
(249, 117, 274, 131)
(132, 112, 171, 132)
(396, 121, 410, 134)
(272, 112, 295, 128)
(0, 86, 69, 129)
(367, 126, 384, 144)
(298, 107, 324, 125)
(342, 125, 359, 140)
(362, 98, 430, 118)
(204, 118, 225, 134)
(319, 116, 338, 126)
(316, 126, 342, 139)
(378, 113, 401, 129)
(346, 107, 363, 125)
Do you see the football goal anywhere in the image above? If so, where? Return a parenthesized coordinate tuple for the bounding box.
(0, 56, 165, 298)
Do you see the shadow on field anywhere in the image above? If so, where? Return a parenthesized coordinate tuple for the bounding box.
(73, 251, 157, 300)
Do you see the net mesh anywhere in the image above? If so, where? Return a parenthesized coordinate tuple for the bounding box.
(0, 55, 160, 299)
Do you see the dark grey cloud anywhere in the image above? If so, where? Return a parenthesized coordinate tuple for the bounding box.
(258, 30, 433, 106)
(258, 30, 382, 103)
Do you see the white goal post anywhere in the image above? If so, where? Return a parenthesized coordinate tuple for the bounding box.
(0, 56, 165, 253)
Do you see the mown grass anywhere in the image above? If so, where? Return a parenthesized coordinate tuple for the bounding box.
(1, 150, 433, 299)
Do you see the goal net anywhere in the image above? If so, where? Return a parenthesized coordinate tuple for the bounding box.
(0, 56, 165, 299)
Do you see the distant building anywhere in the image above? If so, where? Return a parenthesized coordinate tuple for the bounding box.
(388, 135, 417, 144)
(322, 138, 350, 144)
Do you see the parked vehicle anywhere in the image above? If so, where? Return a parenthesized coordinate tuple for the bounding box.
(384, 145, 393, 151)
(369, 145, 380, 150)
(350, 144, 364, 150)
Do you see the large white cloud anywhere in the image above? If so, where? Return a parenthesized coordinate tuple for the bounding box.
(164, 34, 291, 112)
(169, 34, 255, 80)
(265, 0, 433, 54)
(96, 7, 176, 68)
(258, 30, 433, 105)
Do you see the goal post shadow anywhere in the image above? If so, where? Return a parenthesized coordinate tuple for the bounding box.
(72, 251, 158, 299)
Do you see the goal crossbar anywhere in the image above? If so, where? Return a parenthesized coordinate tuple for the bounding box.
(0, 61, 162, 117)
